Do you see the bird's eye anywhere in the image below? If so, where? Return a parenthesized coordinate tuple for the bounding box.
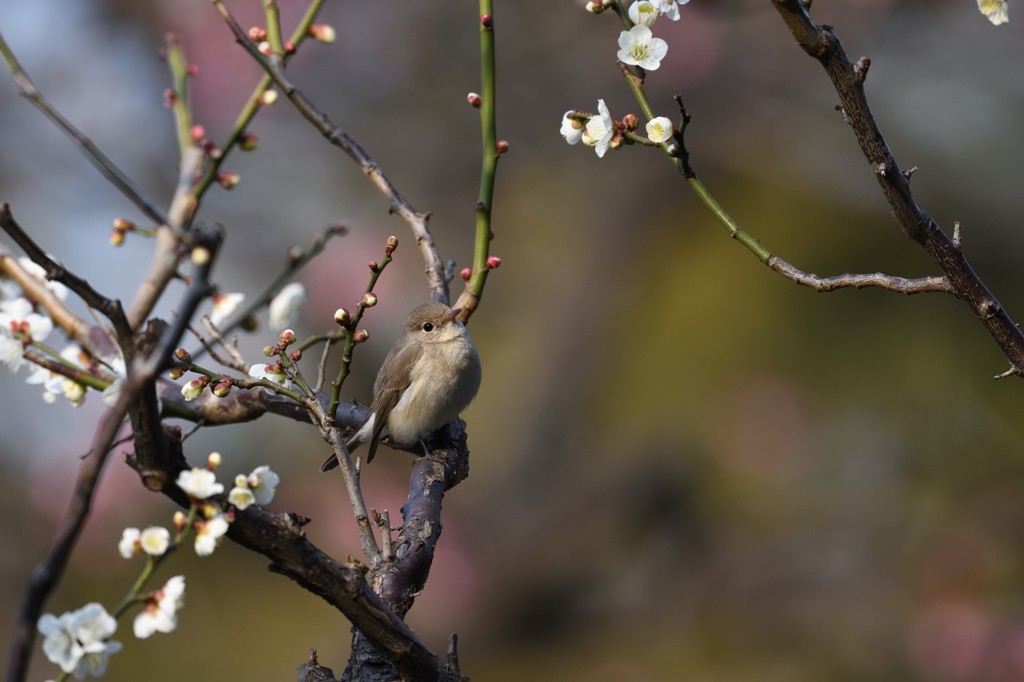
(422, 322, 434, 332)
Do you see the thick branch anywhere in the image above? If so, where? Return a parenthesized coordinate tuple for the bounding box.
(771, 0, 1024, 373)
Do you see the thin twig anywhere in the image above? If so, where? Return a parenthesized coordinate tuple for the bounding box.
(453, 1, 499, 322)
(0, 204, 132, 351)
(5, 370, 139, 682)
(309, 399, 382, 564)
(0, 246, 100, 359)
(210, 0, 449, 304)
(766, 258, 953, 294)
(0, 31, 167, 227)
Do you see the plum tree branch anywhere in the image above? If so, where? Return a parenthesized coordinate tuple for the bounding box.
(770, 0, 1024, 375)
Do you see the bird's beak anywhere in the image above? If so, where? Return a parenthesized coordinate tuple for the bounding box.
(442, 307, 462, 324)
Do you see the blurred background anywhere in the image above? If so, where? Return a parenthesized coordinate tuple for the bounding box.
(2, 0, 1024, 680)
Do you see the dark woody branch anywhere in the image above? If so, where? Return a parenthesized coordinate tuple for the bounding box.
(771, 0, 1024, 375)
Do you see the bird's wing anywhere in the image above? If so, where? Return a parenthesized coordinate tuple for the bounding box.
(365, 342, 417, 462)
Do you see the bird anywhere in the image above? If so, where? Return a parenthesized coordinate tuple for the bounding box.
(320, 301, 482, 471)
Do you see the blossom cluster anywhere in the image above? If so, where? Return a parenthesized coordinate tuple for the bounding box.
(0, 258, 127, 407)
(39, 455, 280, 678)
(560, 1, 687, 157)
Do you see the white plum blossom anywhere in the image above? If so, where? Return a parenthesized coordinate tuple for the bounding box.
(653, 0, 687, 21)
(582, 99, 615, 158)
(70, 603, 122, 678)
(25, 344, 88, 405)
(39, 603, 121, 678)
(560, 111, 584, 145)
(118, 528, 141, 559)
(978, 0, 1008, 24)
(18, 257, 70, 301)
(617, 25, 668, 71)
(0, 334, 24, 372)
(38, 611, 82, 674)
(628, 1, 659, 26)
(194, 513, 230, 556)
(247, 465, 279, 506)
(133, 575, 185, 639)
(268, 282, 306, 331)
(210, 292, 245, 327)
(646, 116, 674, 143)
(228, 480, 256, 510)
(101, 377, 125, 407)
(230, 465, 280, 509)
(0, 297, 53, 342)
(61, 378, 86, 407)
(176, 467, 224, 499)
(140, 527, 171, 556)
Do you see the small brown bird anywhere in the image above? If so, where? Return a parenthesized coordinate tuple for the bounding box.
(321, 302, 482, 471)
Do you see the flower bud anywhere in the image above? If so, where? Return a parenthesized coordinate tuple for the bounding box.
(486, 256, 502, 269)
(279, 329, 296, 346)
(585, 1, 604, 12)
(257, 41, 272, 56)
(248, 26, 268, 42)
(175, 348, 192, 364)
(201, 138, 222, 160)
(353, 329, 369, 344)
(212, 380, 232, 398)
(187, 64, 199, 77)
(263, 345, 276, 357)
(109, 229, 126, 247)
(112, 218, 135, 231)
(460, 267, 472, 281)
(169, 366, 186, 380)
(496, 140, 509, 154)
(207, 451, 222, 469)
(260, 90, 278, 106)
(362, 292, 378, 308)
(163, 88, 176, 108)
(621, 113, 638, 131)
(173, 510, 188, 532)
(181, 377, 208, 401)
(385, 235, 399, 255)
(368, 260, 379, 273)
(239, 132, 260, 151)
(283, 41, 296, 55)
(309, 23, 336, 44)
(288, 350, 302, 362)
(467, 92, 482, 108)
(334, 308, 351, 326)
(191, 246, 211, 266)
(217, 171, 239, 190)
(481, 13, 493, 27)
